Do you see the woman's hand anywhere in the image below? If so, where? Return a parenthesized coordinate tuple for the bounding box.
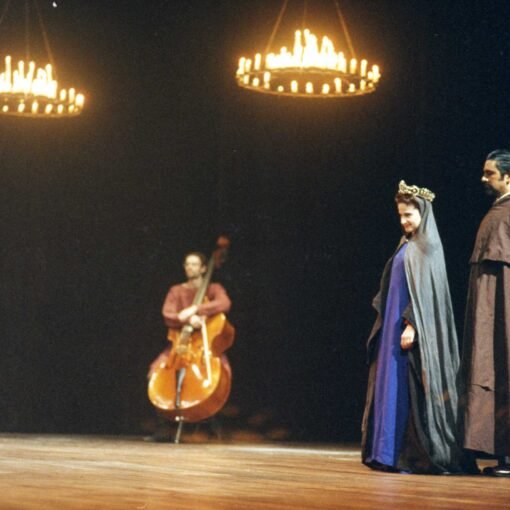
(401, 323, 416, 350)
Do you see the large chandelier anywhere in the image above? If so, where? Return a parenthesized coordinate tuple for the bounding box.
(236, 1, 381, 98)
(0, 0, 85, 118)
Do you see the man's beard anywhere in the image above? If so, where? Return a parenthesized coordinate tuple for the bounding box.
(483, 183, 498, 196)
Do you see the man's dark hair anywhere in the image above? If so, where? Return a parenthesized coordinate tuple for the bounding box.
(487, 149, 510, 177)
(184, 251, 207, 266)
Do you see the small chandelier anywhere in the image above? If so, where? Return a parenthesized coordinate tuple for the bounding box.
(236, 1, 381, 98)
(0, 56, 85, 117)
(0, 0, 85, 118)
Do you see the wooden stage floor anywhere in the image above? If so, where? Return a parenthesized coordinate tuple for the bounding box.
(0, 434, 507, 509)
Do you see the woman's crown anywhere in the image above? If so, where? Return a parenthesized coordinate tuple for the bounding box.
(398, 180, 435, 202)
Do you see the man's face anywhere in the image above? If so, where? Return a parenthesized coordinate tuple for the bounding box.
(397, 202, 422, 236)
(184, 255, 206, 279)
(481, 159, 510, 197)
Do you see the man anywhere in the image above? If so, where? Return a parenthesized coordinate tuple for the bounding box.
(462, 149, 510, 477)
(149, 251, 231, 376)
(147, 251, 232, 441)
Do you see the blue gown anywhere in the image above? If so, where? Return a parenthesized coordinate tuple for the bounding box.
(368, 242, 410, 467)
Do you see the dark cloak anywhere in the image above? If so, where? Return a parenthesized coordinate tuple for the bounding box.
(461, 194, 510, 456)
(362, 197, 470, 473)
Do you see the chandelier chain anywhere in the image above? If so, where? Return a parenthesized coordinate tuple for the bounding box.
(301, 0, 307, 32)
(25, 0, 30, 61)
(264, 0, 289, 55)
(33, 0, 57, 79)
(0, 0, 12, 28)
(334, 0, 355, 59)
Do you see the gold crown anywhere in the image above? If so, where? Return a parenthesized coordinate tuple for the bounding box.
(398, 180, 435, 202)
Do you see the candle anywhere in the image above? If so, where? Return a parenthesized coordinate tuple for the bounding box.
(360, 60, 367, 77)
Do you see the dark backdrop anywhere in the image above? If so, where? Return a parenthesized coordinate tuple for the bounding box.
(0, 0, 509, 441)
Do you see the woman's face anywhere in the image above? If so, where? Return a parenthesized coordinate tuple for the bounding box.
(397, 202, 422, 236)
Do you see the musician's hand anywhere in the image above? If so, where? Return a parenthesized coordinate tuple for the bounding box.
(175, 344, 189, 355)
(401, 323, 416, 350)
(189, 314, 203, 329)
(178, 305, 198, 322)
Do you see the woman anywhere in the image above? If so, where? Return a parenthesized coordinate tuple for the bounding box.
(361, 180, 476, 474)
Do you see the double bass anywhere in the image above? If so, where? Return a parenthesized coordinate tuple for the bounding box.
(147, 238, 235, 438)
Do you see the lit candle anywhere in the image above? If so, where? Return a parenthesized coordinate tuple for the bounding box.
(254, 53, 261, 71)
(27, 62, 35, 90)
(360, 59, 367, 77)
(305, 82, 313, 94)
(252, 77, 260, 87)
(31, 101, 38, 114)
(75, 94, 85, 108)
(334, 77, 342, 93)
(50, 81, 57, 99)
(291, 80, 298, 93)
(372, 65, 381, 82)
(5, 56, 11, 87)
(338, 53, 346, 73)
(237, 57, 246, 75)
(348, 83, 355, 93)
(277, 85, 284, 92)
(12, 70, 20, 92)
(18, 61, 25, 82)
(322, 84, 330, 94)
(350, 58, 357, 74)
(293, 30, 303, 63)
(45, 104, 53, 114)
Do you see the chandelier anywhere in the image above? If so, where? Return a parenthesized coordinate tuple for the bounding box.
(236, 0, 381, 98)
(0, 0, 85, 118)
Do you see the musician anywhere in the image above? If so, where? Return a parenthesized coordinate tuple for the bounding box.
(148, 251, 232, 378)
(146, 251, 232, 442)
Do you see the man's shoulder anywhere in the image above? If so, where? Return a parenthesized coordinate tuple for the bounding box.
(209, 282, 227, 291)
(492, 194, 510, 212)
(168, 283, 187, 293)
(483, 198, 510, 224)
